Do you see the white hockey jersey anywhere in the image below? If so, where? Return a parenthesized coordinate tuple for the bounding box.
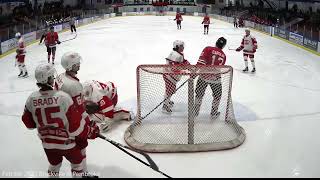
(22, 90, 88, 150)
(84, 80, 117, 103)
(240, 34, 258, 54)
(83, 80, 117, 119)
(165, 51, 184, 65)
(55, 72, 84, 108)
(17, 37, 26, 55)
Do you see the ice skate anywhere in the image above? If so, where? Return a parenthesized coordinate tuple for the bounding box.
(162, 104, 172, 114)
(210, 111, 221, 120)
(19, 72, 28, 78)
(242, 67, 248, 72)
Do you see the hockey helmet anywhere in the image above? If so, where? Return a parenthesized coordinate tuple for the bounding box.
(15, 32, 21, 38)
(173, 40, 184, 49)
(245, 29, 250, 35)
(35, 63, 57, 84)
(216, 37, 227, 49)
(61, 51, 82, 71)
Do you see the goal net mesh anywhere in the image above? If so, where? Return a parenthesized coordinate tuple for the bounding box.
(124, 65, 246, 152)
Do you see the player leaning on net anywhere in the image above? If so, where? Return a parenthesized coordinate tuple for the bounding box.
(45, 26, 61, 64)
(236, 29, 258, 72)
(21, 63, 99, 178)
(174, 11, 183, 30)
(194, 37, 227, 119)
(201, 13, 210, 35)
(15, 32, 28, 78)
(82, 80, 134, 132)
(162, 40, 190, 113)
(55, 52, 97, 177)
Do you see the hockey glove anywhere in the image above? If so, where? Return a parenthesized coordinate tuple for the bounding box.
(85, 102, 100, 114)
(57, 41, 61, 44)
(87, 121, 100, 139)
(236, 47, 242, 52)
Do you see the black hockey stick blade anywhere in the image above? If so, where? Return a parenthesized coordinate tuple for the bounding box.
(98, 134, 171, 178)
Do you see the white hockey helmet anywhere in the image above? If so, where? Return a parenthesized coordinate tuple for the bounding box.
(173, 40, 184, 49)
(61, 51, 82, 71)
(15, 32, 21, 38)
(35, 63, 57, 84)
(82, 80, 93, 101)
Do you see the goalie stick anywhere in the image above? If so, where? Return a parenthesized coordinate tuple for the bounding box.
(98, 134, 172, 178)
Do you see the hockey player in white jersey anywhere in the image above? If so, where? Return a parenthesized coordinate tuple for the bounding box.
(236, 29, 258, 72)
(82, 80, 133, 132)
(15, 32, 28, 77)
(54, 51, 97, 177)
(22, 63, 99, 178)
(162, 40, 190, 113)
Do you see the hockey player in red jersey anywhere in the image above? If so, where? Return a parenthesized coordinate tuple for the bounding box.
(45, 26, 61, 64)
(55, 51, 96, 177)
(162, 40, 190, 113)
(236, 29, 258, 72)
(174, 12, 183, 30)
(15, 32, 28, 77)
(82, 80, 133, 132)
(201, 13, 210, 34)
(194, 37, 227, 119)
(22, 63, 99, 178)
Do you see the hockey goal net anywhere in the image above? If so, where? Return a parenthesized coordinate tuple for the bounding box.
(124, 65, 246, 152)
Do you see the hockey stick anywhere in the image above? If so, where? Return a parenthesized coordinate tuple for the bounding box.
(98, 134, 172, 178)
(60, 33, 77, 43)
(228, 46, 237, 50)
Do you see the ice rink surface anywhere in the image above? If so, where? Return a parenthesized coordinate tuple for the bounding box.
(0, 15, 320, 178)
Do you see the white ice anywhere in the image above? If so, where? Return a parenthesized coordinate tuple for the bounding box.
(0, 15, 320, 178)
